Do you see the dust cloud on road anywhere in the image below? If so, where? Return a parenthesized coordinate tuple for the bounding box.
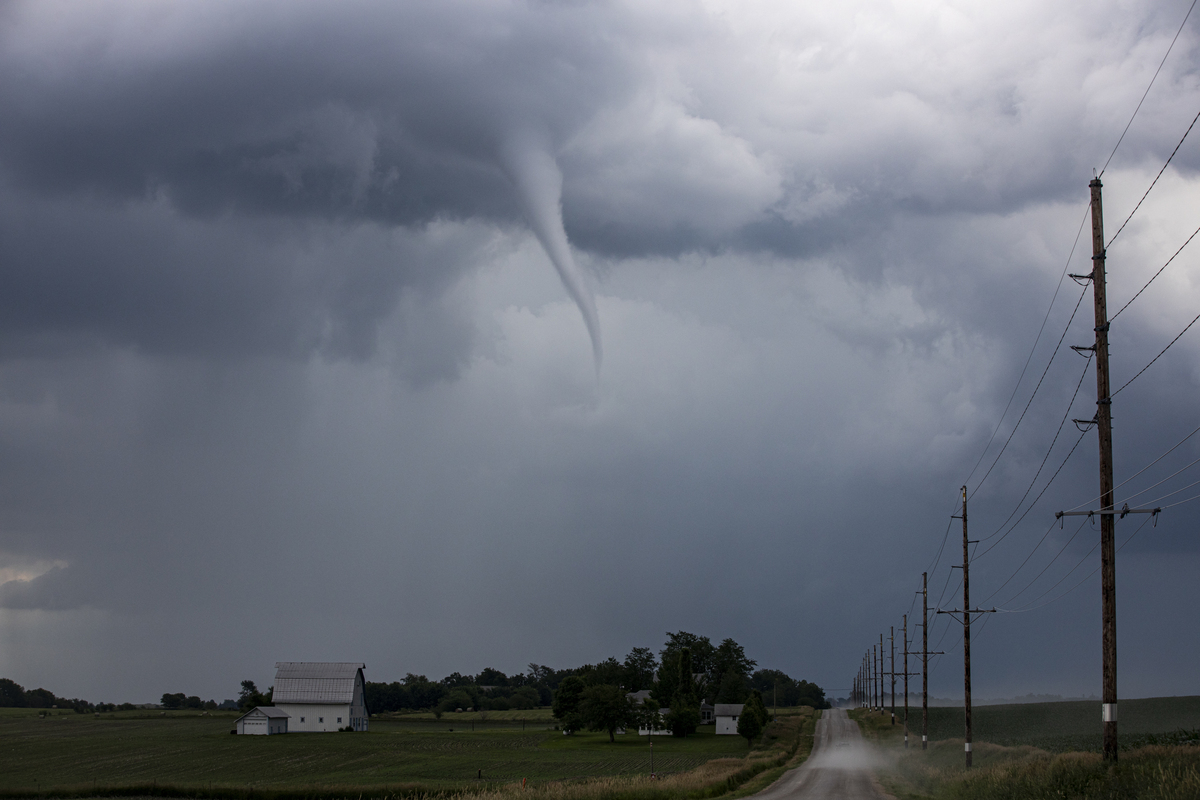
(750, 708, 891, 800)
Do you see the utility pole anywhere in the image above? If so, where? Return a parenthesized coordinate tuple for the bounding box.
(873, 642, 883, 710)
(1091, 177, 1118, 763)
(890, 626, 897, 724)
(918, 572, 942, 751)
(879, 634, 886, 715)
(902, 614, 911, 747)
(938, 486, 995, 768)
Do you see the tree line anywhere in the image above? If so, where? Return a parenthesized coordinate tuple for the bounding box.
(0, 677, 113, 713)
(363, 631, 830, 728)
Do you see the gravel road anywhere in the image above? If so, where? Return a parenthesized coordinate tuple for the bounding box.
(749, 708, 890, 800)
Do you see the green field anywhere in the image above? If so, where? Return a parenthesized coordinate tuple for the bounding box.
(0, 708, 754, 793)
(911, 696, 1200, 752)
(856, 701, 1200, 799)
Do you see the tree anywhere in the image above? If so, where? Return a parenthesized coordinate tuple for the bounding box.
(746, 689, 769, 728)
(737, 703, 763, 746)
(161, 692, 187, 709)
(510, 686, 540, 709)
(476, 667, 508, 687)
(715, 668, 749, 703)
(579, 684, 634, 742)
(665, 647, 700, 737)
(552, 675, 586, 733)
(710, 639, 756, 687)
(0, 678, 27, 707)
(623, 647, 657, 692)
(656, 632, 714, 706)
(237, 680, 270, 711)
(633, 697, 664, 734)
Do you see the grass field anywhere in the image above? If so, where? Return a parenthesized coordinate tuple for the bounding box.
(863, 696, 1200, 753)
(852, 699, 1200, 799)
(0, 707, 813, 795)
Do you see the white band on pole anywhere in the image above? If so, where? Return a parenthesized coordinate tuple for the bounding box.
(1103, 703, 1118, 722)
(922, 735, 928, 742)
(964, 743, 972, 752)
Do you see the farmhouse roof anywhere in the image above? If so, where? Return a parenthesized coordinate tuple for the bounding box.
(713, 703, 744, 717)
(273, 662, 365, 705)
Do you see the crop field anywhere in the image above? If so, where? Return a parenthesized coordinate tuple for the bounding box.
(857, 695, 1200, 752)
(0, 708, 756, 793)
(917, 695, 1200, 752)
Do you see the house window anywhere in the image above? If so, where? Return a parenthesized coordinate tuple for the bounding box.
(337, 717, 342, 724)
(300, 717, 305, 722)
(319, 717, 324, 723)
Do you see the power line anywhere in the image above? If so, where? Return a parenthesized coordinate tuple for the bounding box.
(1098, 0, 1199, 179)
(1118, 452, 1200, 506)
(1160, 489, 1200, 509)
(1112, 307, 1200, 397)
(999, 514, 1155, 614)
(1111, 220, 1200, 321)
(1106, 107, 1200, 249)
(963, 208, 1090, 492)
(992, 516, 1091, 608)
(970, 285, 1091, 498)
(975, 427, 1091, 560)
(979, 354, 1094, 544)
(1141, 474, 1200, 507)
(1065, 422, 1200, 513)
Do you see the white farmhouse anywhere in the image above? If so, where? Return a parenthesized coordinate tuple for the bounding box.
(235, 706, 289, 735)
(271, 662, 369, 732)
(714, 703, 744, 735)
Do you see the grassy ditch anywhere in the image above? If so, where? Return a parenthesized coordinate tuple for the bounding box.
(883, 741, 1200, 800)
(850, 700, 1200, 799)
(0, 708, 818, 800)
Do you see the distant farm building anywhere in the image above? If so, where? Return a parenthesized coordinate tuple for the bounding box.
(235, 706, 289, 735)
(271, 662, 369, 732)
(714, 703, 744, 735)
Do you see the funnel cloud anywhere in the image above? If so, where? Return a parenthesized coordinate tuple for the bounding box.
(500, 135, 602, 369)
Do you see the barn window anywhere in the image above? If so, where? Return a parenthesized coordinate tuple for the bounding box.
(300, 717, 305, 722)
(319, 717, 324, 723)
(337, 717, 342, 723)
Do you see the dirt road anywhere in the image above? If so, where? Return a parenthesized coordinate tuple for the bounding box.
(750, 708, 890, 800)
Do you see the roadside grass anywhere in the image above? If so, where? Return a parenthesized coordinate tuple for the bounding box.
(882, 741, 1200, 800)
(0, 706, 818, 799)
(849, 697, 1200, 799)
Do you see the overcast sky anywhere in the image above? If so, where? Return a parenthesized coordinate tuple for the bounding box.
(2, 0, 1200, 706)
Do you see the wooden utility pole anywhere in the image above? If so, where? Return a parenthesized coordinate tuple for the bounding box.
(879, 634, 886, 715)
(889, 626, 896, 723)
(922, 573, 929, 749)
(917, 572, 943, 750)
(961, 486, 972, 767)
(872, 644, 878, 709)
(903, 614, 909, 747)
(1091, 177, 1119, 763)
(938, 487, 995, 768)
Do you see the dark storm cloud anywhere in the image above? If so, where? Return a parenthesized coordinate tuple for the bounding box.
(2, 0, 1200, 708)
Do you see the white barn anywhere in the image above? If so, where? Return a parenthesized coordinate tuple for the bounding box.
(272, 662, 369, 732)
(236, 706, 289, 735)
(714, 703, 744, 735)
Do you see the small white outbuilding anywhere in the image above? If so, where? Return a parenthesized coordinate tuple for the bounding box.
(235, 706, 290, 735)
(714, 703, 745, 735)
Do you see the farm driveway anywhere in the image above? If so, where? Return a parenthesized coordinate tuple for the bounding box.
(750, 709, 889, 800)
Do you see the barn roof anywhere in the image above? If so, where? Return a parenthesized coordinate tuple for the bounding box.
(273, 662, 365, 705)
